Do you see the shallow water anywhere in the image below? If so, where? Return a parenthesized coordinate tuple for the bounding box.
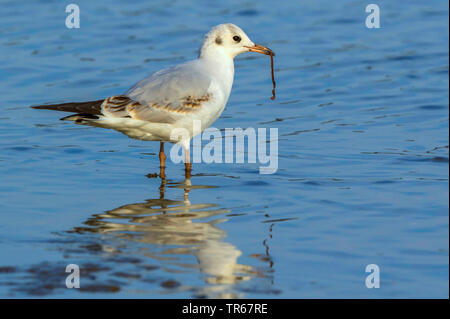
(0, 0, 448, 298)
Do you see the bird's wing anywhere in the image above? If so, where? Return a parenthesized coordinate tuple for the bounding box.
(114, 61, 214, 124)
(33, 61, 214, 124)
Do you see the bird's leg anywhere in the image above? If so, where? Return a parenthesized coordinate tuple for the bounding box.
(184, 147, 192, 178)
(159, 141, 166, 168)
(159, 141, 166, 179)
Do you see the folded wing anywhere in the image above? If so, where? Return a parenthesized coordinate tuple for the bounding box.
(32, 60, 214, 125)
(124, 61, 213, 123)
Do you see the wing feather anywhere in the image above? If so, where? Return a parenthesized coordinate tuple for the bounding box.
(31, 100, 104, 115)
(124, 60, 213, 123)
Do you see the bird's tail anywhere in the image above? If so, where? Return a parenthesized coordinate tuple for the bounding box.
(31, 99, 105, 116)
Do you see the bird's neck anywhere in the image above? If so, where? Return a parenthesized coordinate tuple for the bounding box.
(200, 48, 235, 100)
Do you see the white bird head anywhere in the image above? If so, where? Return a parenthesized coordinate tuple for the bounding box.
(199, 23, 274, 59)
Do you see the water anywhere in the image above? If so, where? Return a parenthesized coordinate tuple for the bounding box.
(0, 0, 448, 298)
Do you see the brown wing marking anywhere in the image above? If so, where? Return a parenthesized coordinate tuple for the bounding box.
(136, 93, 212, 115)
(101, 95, 136, 118)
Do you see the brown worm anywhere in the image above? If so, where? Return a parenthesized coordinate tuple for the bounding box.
(269, 53, 276, 100)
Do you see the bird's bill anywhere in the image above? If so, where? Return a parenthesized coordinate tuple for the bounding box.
(245, 44, 275, 56)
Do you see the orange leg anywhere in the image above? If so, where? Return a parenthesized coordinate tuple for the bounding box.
(184, 147, 192, 177)
(159, 141, 166, 179)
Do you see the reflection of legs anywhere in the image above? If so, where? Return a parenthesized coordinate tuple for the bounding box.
(183, 175, 191, 204)
(159, 141, 166, 179)
(159, 174, 166, 200)
(184, 147, 192, 178)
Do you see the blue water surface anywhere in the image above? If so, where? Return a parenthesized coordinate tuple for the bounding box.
(0, 0, 448, 298)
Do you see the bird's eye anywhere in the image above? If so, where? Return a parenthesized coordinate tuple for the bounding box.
(233, 35, 241, 43)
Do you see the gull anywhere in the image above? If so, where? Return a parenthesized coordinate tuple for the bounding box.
(32, 23, 274, 177)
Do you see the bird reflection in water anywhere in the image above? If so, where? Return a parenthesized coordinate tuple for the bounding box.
(70, 173, 267, 298)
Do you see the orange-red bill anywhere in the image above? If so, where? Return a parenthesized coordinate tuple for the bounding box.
(245, 43, 275, 56)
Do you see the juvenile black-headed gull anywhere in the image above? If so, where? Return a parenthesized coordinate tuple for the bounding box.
(32, 23, 274, 176)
